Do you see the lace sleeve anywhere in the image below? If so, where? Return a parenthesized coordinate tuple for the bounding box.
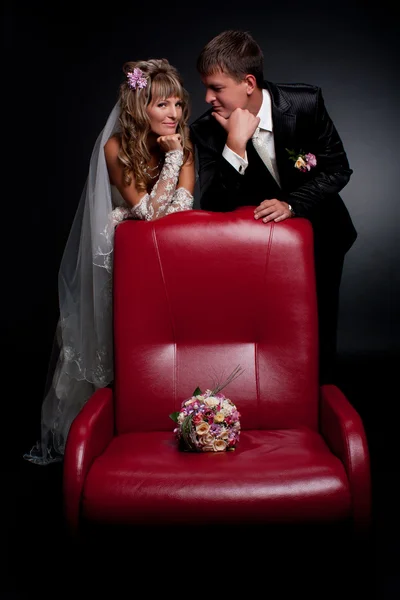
(131, 149, 185, 221)
(163, 187, 194, 215)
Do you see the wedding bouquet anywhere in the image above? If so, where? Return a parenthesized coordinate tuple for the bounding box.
(170, 365, 244, 452)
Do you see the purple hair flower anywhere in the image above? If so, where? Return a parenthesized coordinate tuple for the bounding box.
(127, 68, 147, 90)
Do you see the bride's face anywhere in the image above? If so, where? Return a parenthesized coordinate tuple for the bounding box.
(146, 96, 183, 136)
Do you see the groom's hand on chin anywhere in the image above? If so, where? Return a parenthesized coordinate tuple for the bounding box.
(213, 109, 260, 159)
(211, 111, 230, 131)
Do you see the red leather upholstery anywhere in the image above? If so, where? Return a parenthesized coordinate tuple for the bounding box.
(63, 206, 371, 535)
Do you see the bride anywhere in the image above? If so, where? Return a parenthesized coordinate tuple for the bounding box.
(24, 58, 195, 464)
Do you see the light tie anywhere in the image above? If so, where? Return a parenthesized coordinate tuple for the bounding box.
(252, 127, 281, 187)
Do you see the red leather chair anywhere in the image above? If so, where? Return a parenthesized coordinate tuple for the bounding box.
(63, 206, 371, 544)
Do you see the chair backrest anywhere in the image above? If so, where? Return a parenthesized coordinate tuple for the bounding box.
(113, 207, 319, 434)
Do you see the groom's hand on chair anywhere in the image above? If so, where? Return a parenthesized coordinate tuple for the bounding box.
(254, 199, 293, 223)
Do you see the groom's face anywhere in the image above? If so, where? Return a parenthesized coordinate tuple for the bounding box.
(202, 70, 249, 119)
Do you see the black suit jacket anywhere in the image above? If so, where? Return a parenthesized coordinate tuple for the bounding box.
(190, 81, 357, 255)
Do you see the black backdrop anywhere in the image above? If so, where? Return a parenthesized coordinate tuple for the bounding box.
(4, 1, 399, 596)
(5, 0, 399, 479)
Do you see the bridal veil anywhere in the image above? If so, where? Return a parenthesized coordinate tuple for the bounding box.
(25, 102, 122, 464)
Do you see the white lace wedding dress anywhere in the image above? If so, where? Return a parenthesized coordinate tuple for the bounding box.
(24, 102, 193, 465)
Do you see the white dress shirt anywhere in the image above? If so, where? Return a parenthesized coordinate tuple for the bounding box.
(222, 88, 281, 187)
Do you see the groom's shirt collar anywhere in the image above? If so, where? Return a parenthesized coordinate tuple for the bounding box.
(256, 89, 273, 132)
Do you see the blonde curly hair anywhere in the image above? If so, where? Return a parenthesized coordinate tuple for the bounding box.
(117, 58, 192, 192)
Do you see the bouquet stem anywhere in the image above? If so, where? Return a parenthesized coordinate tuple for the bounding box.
(211, 365, 245, 395)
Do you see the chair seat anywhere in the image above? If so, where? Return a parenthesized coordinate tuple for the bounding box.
(82, 428, 351, 526)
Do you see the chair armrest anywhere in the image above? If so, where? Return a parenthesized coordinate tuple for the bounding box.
(320, 384, 371, 533)
(63, 387, 114, 536)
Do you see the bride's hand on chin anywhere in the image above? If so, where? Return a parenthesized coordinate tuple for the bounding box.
(157, 134, 182, 153)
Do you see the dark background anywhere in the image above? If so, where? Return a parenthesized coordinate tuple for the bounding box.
(4, 1, 399, 597)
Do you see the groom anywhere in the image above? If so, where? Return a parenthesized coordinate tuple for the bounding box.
(190, 30, 357, 384)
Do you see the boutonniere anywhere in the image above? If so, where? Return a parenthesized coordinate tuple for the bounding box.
(286, 148, 317, 172)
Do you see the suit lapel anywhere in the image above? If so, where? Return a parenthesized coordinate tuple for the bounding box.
(265, 82, 297, 191)
(191, 111, 226, 154)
